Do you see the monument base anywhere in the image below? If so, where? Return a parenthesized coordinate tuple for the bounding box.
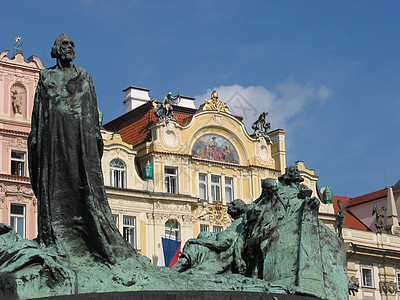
(37, 290, 321, 300)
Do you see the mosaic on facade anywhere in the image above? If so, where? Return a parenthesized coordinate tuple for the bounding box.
(192, 134, 239, 164)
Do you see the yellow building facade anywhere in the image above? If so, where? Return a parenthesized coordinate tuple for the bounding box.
(102, 90, 286, 263)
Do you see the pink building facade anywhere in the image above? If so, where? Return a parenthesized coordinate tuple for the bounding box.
(0, 50, 45, 239)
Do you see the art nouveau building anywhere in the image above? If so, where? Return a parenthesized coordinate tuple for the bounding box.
(101, 86, 286, 262)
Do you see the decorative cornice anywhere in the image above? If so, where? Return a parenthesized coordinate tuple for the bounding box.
(0, 173, 30, 182)
(0, 128, 29, 136)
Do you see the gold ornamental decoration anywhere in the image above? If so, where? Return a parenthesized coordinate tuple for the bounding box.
(204, 90, 228, 113)
(192, 200, 228, 225)
(211, 200, 225, 224)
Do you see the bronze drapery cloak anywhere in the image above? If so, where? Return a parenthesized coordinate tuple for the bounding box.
(28, 65, 134, 264)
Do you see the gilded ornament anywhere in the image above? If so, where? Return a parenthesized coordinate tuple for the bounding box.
(204, 90, 228, 113)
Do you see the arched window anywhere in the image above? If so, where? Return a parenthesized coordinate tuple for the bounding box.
(109, 159, 126, 188)
(165, 219, 180, 241)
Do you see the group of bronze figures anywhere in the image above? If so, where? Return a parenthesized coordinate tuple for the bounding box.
(173, 166, 348, 299)
(0, 35, 349, 299)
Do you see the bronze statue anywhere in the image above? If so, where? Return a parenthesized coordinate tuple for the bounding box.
(234, 178, 285, 278)
(28, 34, 134, 264)
(172, 199, 247, 274)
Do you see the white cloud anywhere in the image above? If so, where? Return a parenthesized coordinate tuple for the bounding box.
(194, 79, 333, 133)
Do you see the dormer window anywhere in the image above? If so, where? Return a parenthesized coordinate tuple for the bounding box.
(110, 159, 126, 188)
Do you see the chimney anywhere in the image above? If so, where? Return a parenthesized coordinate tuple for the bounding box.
(178, 95, 196, 109)
(123, 86, 151, 112)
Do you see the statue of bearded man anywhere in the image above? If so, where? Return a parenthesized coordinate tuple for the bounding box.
(28, 34, 135, 264)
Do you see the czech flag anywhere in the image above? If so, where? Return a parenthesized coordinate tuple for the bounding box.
(157, 237, 181, 268)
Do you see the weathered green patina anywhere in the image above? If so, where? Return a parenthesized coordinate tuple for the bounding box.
(176, 167, 348, 299)
(0, 35, 348, 299)
(28, 34, 135, 264)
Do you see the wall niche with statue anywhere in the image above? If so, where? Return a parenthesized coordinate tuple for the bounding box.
(10, 82, 27, 118)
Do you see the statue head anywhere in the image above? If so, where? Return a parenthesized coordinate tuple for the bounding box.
(51, 34, 76, 62)
(278, 166, 304, 187)
(261, 178, 278, 196)
(227, 199, 247, 220)
(211, 90, 218, 101)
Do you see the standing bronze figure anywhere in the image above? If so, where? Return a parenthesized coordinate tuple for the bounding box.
(28, 34, 134, 264)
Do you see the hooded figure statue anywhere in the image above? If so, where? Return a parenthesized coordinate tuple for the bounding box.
(28, 34, 134, 264)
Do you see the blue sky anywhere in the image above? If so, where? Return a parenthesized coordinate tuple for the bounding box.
(2, 1, 399, 197)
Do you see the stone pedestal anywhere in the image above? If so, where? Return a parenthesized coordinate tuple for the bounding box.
(38, 291, 321, 300)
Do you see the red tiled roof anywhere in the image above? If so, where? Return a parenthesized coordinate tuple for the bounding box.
(104, 100, 250, 148)
(104, 101, 197, 147)
(347, 188, 387, 208)
(333, 196, 371, 231)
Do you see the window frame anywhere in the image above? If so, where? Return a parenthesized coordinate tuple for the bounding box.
(11, 150, 26, 176)
(165, 219, 180, 241)
(211, 175, 221, 203)
(122, 216, 136, 249)
(213, 226, 223, 233)
(361, 267, 374, 288)
(109, 159, 126, 188)
(200, 224, 209, 232)
(10, 204, 25, 238)
(199, 173, 207, 200)
(225, 177, 233, 204)
(112, 214, 119, 228)
(397, 272, 400, 291)
(165, 167, 178, 194)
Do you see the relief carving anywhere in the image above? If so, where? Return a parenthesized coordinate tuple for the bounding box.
(161, 122, 180, 151)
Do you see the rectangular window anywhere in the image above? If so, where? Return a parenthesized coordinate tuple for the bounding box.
(213, 226, 223, 233)
(211, 175, 221, 203)
(11, 151, 25, 176)
(200, 224, 209, 232)
(397, 273, 400, 291)
(165, 220, 180, 241)
(361, 268, 374, 288)
(225, 177, 233, 204)
(10, 204, 25, 237)
(165, 167, 178, 194)
(112, 215, 119, 228)
(123, 216, 136, 249)
(199, 174, 207, 200)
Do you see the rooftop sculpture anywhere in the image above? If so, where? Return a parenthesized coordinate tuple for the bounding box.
(252, 112, 271, 143)
(153, 90, 180, 123)
(0, 35, 348, 299)
(335, 199, 350, 238)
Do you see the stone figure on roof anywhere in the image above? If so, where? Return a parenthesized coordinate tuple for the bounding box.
(252, 112, 271, 143)
(373, 204, 386, 233)
(28, 34, 135, 264)
(335, 199, 349, 238)
(153, 90, 180, 123)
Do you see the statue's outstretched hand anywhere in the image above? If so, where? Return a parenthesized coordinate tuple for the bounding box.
(305, 197, 320, 211)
